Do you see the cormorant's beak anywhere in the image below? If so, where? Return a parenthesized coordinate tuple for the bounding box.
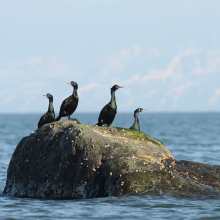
(141, 109, 147, 112)
(43, 95, 47, 97)
(117, 86, 123, 89)
(67, 82, 74, 85)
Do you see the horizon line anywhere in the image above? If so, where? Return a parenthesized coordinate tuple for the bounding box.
(0, 111, 219, 114)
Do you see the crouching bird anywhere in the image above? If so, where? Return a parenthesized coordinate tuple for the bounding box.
(129, 108, 147, 131)
(96, 85, 123, 126)
(38, 93, 55, 128)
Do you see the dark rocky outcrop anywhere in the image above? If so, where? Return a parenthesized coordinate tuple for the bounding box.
(2, 120, 220, 198)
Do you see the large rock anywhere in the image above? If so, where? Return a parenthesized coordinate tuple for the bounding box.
(3, 120, 220, 198)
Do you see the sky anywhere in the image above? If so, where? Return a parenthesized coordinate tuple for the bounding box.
(0, 0, 220, 113)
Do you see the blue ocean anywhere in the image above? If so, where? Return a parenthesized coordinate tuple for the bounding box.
(0, 113, 220, 220)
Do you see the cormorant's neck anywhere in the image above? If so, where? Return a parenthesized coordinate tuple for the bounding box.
(72, 86, 78, 98)
(134, 111, 139, 118)
(109, 90, 116, 107)
(132, 112, 140, 131)
(48, 98, 54, 112)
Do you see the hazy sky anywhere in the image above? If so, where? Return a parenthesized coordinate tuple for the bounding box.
(0, 1, 220, 113)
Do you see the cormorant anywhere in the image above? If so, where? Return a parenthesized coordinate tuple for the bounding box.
(55, 81, 79, 121)
(129, 108, 147, 131)
(38, 93, 55, 129)
(96, 85, 123, 126)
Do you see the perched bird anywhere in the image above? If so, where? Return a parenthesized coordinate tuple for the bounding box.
(129, 108, 147, 131)
(38, 93, 55, 129)
(55, 81, 79, 121)
(96, 85, 123, 126)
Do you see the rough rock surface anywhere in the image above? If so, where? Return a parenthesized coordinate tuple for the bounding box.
(2, 120, 220, 198)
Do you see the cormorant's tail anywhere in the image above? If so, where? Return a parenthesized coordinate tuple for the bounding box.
(55, 116, 61, 121)
(96, 122, 103, 126)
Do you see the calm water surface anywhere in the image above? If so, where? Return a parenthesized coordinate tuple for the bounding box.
(0, 113, 220, 220)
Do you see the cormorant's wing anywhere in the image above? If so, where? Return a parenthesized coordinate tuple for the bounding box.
(59, 95, 72, 113)
(38, 112, 48, 128)
(98, 104, 108, 123)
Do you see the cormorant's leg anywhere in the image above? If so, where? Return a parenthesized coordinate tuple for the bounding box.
(68, 114, 75, 120)
(68, 116, 81, 124)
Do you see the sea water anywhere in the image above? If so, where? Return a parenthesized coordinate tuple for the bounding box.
(0, 113, 220, 220)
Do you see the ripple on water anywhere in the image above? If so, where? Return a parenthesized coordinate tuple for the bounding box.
(0, 113, 220, 220)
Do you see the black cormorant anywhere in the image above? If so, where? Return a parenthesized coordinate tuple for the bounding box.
(38, 93, 55, 129)
(96, 85, 123, 126)
(55, 81, 79, 121)
(129, 108, 147, 131)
